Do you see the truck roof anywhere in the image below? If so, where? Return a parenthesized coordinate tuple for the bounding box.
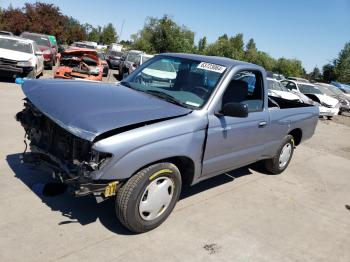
(161, 53, 262, 69)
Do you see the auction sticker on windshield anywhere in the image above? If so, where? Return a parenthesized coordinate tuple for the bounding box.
(197, 62, 226, 73)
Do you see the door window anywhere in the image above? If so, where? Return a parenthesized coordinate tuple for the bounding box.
(222, 70, 264, 112)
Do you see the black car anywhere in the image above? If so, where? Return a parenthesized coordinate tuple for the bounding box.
(106, 50, 124, 70)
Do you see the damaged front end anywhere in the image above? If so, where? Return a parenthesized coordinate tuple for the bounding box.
(16, 99, 119, 202)
(54, 48, 103, 81)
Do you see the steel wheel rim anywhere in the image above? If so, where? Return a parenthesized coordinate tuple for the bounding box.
(139, 176, 175, 221)
(279, 143, 292, 169)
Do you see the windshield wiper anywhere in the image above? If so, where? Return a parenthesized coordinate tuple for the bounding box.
(145, 90, 188, 108)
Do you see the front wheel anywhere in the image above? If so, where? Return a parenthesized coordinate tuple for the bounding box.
(265, 135, 294, 175)
(327, 116, 333, 120)
(115, 162, 182, 233)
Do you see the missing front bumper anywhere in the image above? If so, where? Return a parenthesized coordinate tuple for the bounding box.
(21, 151, 120, 202)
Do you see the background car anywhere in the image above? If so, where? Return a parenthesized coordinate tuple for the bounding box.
(106, 50, 123, 70)
(128, 53, 154, 75)
(0, 35, 44, 79)
(97, 52, 109, 77)
(266, 77, 302, 102)
(48, 35, 58, 56)
(282, 79, 340, 119)
(54, 47, 103, 81)
(316, 83, 350, 114)
(118, 50, 143, 79)
(20, 32, 56, 69)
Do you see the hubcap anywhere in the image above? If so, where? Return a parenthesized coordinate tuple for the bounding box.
(279, 143, 292, 169)
(139, 176, 175, 221)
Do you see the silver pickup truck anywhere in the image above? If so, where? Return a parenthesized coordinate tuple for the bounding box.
(16, 53, 318, 233)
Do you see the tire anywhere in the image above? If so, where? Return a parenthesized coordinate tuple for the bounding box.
(265, 135, 294, 175)
(46, 61, 53, 70)
(327, 116, 333, 120)
(115, 162, 182, 233)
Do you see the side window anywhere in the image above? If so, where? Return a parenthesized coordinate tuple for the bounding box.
(222, 70, 264, 113)
(283, 81, 297, 91)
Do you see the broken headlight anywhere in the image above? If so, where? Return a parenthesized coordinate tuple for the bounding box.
(88, 150, 113, 171)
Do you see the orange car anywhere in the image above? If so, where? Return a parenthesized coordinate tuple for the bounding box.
(54, 48, 103, 81)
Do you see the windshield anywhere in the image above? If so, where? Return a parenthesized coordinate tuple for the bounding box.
(298, 84, 323, 94)
(0, 38, 32, 54)
(127, 53, 139, 63)
(22, 34, 50, 47)
(108, 51, 123, 57)
(267, 79, 287, 91)
(327, 85, 345, 95)
(123, 56, 226, 109)
(317, 85, 336, 96)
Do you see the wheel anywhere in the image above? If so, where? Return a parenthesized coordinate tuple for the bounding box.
(46, 61, 53, 70)
(265, 135, 294, 175)
(115, 162, 182, 233)
(327, 116, 333, 120)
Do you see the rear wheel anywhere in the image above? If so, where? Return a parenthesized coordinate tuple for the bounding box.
(327, 116, 333, 120)
(265, 135, 294, 174)
(115, 162, 182, 233)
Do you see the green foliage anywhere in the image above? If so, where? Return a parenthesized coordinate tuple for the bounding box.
(131, 15, 194, 54)
(205, 33, 244, 60)
(197, 36, 207, 54)
(273, 58, 304, 77)
(100, 23, 117, 45)
(322, 63, 336, 82)
(334, 42, 350, 82)
(310, 67, 321, 81)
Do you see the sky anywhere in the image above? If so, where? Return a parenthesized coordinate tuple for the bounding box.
(1, 0, 349, 72)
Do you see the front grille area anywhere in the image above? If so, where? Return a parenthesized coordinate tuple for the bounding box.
(17, 100, 92, 166)
(0, 57, 18, 65)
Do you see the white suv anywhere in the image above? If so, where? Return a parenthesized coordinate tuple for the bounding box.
(0, 35, 44, 79)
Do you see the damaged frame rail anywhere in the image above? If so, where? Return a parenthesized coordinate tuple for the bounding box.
(20, 145, 121, 203)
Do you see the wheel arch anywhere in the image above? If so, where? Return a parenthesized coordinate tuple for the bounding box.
(288, 128, 302, 146)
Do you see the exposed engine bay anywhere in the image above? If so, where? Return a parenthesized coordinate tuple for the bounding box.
(60, 54, 100, 75)
(16, 99, 113, 198)
(54, 48, 103, 81)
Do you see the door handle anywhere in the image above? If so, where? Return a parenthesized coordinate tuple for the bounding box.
(258, 121, 267, 128)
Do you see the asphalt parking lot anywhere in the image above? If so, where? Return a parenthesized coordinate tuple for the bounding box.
(1, 75, 350, 262)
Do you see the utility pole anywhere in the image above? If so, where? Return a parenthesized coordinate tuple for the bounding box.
(119, 19, 125, 43)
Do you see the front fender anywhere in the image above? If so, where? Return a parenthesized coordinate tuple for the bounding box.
(95, 129, 205, 181)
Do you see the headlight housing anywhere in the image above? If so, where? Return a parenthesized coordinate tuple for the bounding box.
(320, 102, 333, 108)
(17, 58, 34, 67)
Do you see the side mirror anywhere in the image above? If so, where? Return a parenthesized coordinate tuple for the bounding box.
(220, 102, 248, 118)
(35, 51, 43, 56)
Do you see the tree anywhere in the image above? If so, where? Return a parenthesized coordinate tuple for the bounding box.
(273, 58, 303, 77)
(310, 67, 321, 81)
(244, 38, 258, 63)
(198, 36, 207, 54)
(322, 63, 336, 82)
(334, 42, 350, 82)
(205, 33, 244, 60)
(100, 23, 117, 44)
(87, 26, 101, 43)
(131, 15, 194, 54)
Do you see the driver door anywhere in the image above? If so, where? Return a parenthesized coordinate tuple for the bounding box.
(202, 70, 269, 177)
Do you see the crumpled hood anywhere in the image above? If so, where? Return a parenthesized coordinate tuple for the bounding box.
(314, 94, 339, 107)
(0, 48, 33, 61)
(22, 79, 191, 141)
